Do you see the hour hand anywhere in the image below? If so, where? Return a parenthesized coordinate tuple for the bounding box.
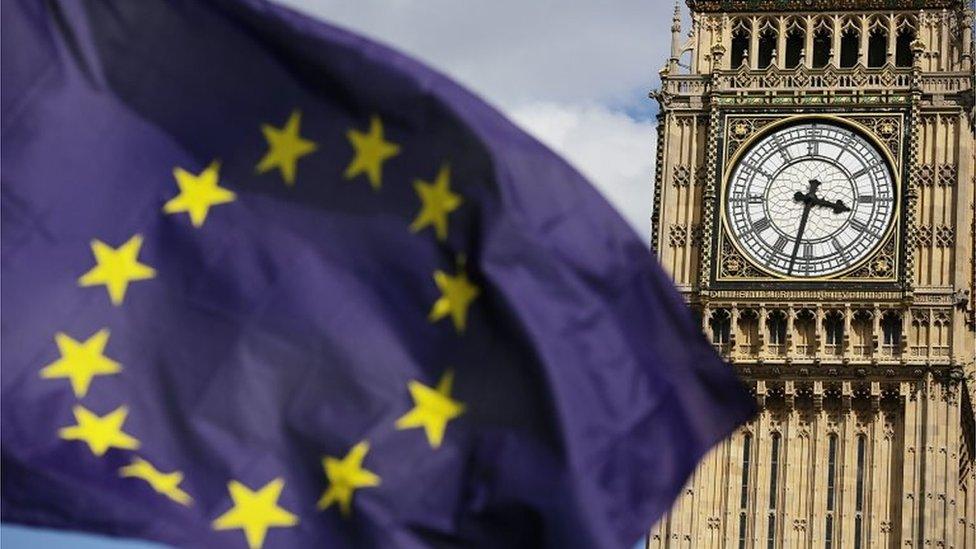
(809, 196, 851, 214)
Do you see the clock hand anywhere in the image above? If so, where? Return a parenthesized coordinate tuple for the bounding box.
(807, 196, 851, 214)
(787, 179, 820, 275)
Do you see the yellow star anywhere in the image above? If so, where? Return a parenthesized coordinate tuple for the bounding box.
(256, 110, 318, 186)
(78, 234, 156, 306)
(58, 405, 140, 457)
(212, 478, 298, 549)
(119, 457, 192, 506)
(395, 370, 465, 449)
(344, 115, 401, 190)
(163, 161, 236, 227)
(316, 441, 381, 517)
(429, 263, 480, 332)
(409, 164, 462, 241)
(39, 329, 121, 398)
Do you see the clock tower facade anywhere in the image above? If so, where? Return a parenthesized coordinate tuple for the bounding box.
(649, 1, 975, 547)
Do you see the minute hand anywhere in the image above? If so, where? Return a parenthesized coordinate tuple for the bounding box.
(787, 200, 814, 276)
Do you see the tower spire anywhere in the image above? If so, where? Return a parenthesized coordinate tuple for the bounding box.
(669, 0, 683, 72)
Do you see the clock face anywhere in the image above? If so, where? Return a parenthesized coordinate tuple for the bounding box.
(726, 121, 896, 278)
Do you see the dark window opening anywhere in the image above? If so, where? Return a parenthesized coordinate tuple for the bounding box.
(758, 29, 777, 69)
(882, 313, 902, 346)
(786, 30, 804, 68)
(896, 28, 915, 66)
(841, 28, 860, 68)
(768, 312, 787, 345)
(825, 433, 837, 548)
(768, 433, 781, 510)
(738, 513, 748, 549)
(868, 29, 888, 67)
(740, 434, 752, 509)
(854, 435, 867, 549)
(711, 310, 732, 345)
(826, 434, 838, 511)
(813, 28, 832, 68)
(825, 313, 844, 345)
(825, 516, 834, 549)
(732, 30, 750, 68)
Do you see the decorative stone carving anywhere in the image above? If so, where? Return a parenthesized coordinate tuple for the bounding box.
(673, 164, 692, 187)
(935, 225, 954, 248)
(917, 225, 934, 247)
(669, 224, 688, 247)
(938, 164, 957, 187)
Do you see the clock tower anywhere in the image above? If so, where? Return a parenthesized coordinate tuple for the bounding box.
(649, 1, 975, 547)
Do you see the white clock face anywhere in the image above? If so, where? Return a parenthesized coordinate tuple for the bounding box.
(726, 122, 896, 278)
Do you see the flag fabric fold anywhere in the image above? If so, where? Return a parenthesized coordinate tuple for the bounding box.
(1, 0, 754, 547)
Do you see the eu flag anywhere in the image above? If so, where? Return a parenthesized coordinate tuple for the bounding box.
(1, 1, 754, 547)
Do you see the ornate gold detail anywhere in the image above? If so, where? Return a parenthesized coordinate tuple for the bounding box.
(935, 225, 955, 248)
(917, 225, 934, 247)
(669, 224, 688, 247)
(847, 116, 903, 161)
(938, 164, 957, 187)
(690, 224, 704, 248)
(725, 118, 776, 162)
(673, 165, 692, 187)
(687, 0, 962, 12)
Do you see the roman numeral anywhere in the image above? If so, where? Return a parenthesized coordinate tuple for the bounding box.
(831, 238, 844, 252)
(803, 243, 813, 258)
(807, 141, 819, 157)
(774, 235, 789, 252)
(753, 218, 771, 232)
(851, 168, 869, 179)
(857, 195, 874, 204)
(748, 194, 764, 204)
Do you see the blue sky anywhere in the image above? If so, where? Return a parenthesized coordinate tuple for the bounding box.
(3, 1, 677, 546)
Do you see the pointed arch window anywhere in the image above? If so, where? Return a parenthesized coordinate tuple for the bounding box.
(757, 25, 778, 69)
(731, 20, 750, 68)
(738, 433, 752, 549)
(868, 27, 888, 67)
(710, 309, 732, 346)
(840, 27, 860, 68)
(812, 19, 832, 68)
(767, 432, 781, 549)
(854, 434, 867, 549)
(785, 22, 805, 68)
(825, 433, 838, 548)
(896, 26, 915, 67)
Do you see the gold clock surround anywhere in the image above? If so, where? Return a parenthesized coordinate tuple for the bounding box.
(716, 114, 903, 283)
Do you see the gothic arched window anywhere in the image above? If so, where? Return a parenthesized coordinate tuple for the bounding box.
(825, 433, 838, 548)
(767, 432, 781, 548)
(812, 20, 832, 68)
(896, 26, 915, 66)
(840, 26, 860, 68)
(868, 27, 888, 67)
(785, 23, 805, 68)
(881, 311, 902, 355)
(824, 311, 844, 354)
(758, 25, 778, 69)
(731, 20, 750, 68)
(710, 309, 732, 345)
(854, 434, 867, 549)
(738, 433, 752, 549)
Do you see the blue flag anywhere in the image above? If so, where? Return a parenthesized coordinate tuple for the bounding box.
(1, 1, 754, 547)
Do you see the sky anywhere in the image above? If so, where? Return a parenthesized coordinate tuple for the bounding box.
(2, 1, 675, 546)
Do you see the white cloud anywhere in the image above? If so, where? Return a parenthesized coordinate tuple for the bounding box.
(276, 0, 670, 241)
(278, 0, 675, 109)
(508, 103, 655, 237)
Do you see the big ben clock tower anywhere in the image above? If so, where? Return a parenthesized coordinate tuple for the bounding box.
(649, 1, 975, 547)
